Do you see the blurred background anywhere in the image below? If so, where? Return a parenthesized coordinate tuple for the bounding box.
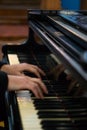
(0, 0, 86, 45)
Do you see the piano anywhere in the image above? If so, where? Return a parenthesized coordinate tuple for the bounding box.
(2, 9, 87, 130)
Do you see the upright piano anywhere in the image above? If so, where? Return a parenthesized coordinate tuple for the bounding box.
(2, 9, 87, 130)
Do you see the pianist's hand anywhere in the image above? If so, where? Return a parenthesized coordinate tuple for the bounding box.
(1, 63, 45, 78)
(8, 75, 48, 99)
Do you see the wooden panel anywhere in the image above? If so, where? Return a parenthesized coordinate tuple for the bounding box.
(0, 0, 61, 24)
(0, 0, 61, 42)
(40, 0, 61, 10)
(0, 0, 40, 5)
(81, 0, 87, 10)
(0, 0, 41, 24)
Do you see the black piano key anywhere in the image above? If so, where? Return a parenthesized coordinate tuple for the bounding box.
(38, 111, 68, 118)
(35, 104, 64, 109)
(62, 98, 87, 109)
(63, 97, 87, 103)
(33, 99, 64, 109)
(23, 70, 41, 78)
(34, 102, 62, 106)
(41, 120, 74, 127)
(43, 127, 76, 130)
(74, 120, 87, 129)
(68, 111, 87, 118)
(33, 98, 61, 103)
(77, 128, 87, 130)
(33, 99, 62, 104)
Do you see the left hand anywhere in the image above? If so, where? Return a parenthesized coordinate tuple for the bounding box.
(1, 63, 45, 78)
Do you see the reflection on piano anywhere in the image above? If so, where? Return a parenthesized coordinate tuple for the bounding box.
(2, 10, 87, 130)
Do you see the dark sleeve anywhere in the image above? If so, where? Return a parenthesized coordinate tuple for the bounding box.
(0, 71, 8, 99)
(0, 71, 8, 120)
(0, 61, 7, 69)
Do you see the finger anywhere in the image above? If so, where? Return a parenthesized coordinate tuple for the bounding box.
(36, 67, 46, 76)
(31, 65, 46, 76)
(31, 84, 44, 99)
(23, 67, 41, 78)
(32, 69, 42, 78)
(15, 72, 25, 76)
(37, 89, 44, 99)
(22, 63, 46, 78)
(31, 78, 48, 94)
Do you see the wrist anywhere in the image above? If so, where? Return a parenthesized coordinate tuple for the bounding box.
(0, 64, 10, 73)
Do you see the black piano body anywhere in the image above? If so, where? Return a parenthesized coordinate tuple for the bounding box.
(2, 10, 87, 130)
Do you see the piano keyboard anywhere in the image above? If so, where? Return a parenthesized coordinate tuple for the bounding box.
(7, 53, 87, 130)
(16, 91, 43, 130)
(8, 54, 43, 130)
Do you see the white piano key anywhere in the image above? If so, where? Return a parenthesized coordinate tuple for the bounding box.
(17, 90, 42, 130)
(8, 54, 20, 64)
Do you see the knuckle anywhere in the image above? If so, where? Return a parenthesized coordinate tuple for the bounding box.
(37, 78, 41, 82)
(22, 63, 27, 67)
(32, 83, 38, 89)
(34, 69, 38, 74)
(34, 65, 39, 70)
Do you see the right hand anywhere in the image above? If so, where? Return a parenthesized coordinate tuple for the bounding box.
(8, 75, 48, 99)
